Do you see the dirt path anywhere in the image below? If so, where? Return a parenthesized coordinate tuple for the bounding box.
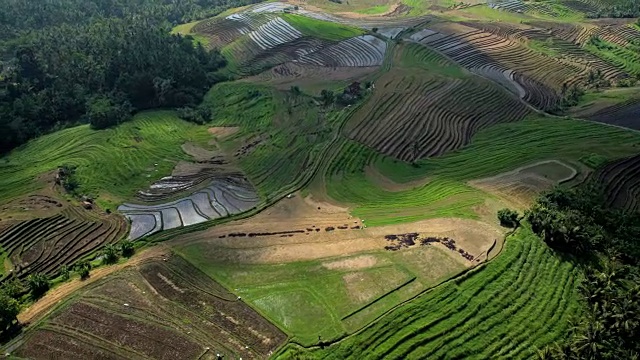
(18, 246, 170, 325)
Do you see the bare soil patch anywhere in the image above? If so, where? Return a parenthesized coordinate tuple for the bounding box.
(245, 63, 378, 90)
(172, 193, 501, 266)
(181, 142, 217, 162)
(336, 3, 403, 18)
(208, 126, 240, 139)
(323, 255, 378, 270)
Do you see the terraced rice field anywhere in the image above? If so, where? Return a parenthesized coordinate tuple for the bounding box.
(195, 5, 388, 75)
(594, 154, 640, 212)
(192, 12, 276, 48)
(0, 207, 126, 281)
(346, 44, 531, 161)
(15, 255, 286, 359)
(409, 21, 629, 111)
(469, 160, 577, 208)
(295, 35, 387, 67)
(119, 176, 259, 240)
(277, 228, 583, 359)
(326, 116, 640, 226)
(202, 83, 334, 197)
(587, 98, 640, 130)
(247, 62, 379, 89)
(0, 111, 212, 210)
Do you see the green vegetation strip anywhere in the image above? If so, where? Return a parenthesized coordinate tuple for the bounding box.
(281, 14, 365, 42)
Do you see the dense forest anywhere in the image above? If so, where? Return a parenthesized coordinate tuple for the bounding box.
(0, 0, 261, 42)
(521, 185, 640, 359)
(0, 0, 259, 153)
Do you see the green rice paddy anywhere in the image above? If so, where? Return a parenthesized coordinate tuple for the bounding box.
(282, 14, 365, 42)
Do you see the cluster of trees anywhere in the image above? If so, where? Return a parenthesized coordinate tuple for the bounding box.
(552, 83, 584, 113)
(497, 208, 520, 228)
(319, 81, 373, 107)
(0, 18, 228, 152)
(526, 185, 640, 259)
(0, 273, 50, 338)
(520, 185, 640, 359)
(0, 0, 259, 153)
(102, 241, 135, 266)
(0, 0, 263, 43)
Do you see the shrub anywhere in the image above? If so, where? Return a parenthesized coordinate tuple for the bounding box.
(120, 241, 135, 258)
(60, 265, 70, 281)
(177, 105, 211, 124)
(75, 260, 92, 280)
(86, 95, 132, 130)
(0, 278, 25, 299)
(27, 273, 50, 299)
(102, 244, 119, 265)
(0, 291, 20, 333)
(320, 89, 335, 106)
(497, 208, 520, 228)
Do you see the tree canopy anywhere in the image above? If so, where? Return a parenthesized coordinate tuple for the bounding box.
(529, 185, 640, 359)
(0, 0, 247, 153)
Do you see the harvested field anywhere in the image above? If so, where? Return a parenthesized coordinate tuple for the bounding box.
(295, 35, 387, 67)
(594, 154, 640, 212)
(410, 22, 594, 111)
(587, 98, 640, 130)
(192, 13, 276, 48)
(245, 62, 378, 89)
(14, 254, 286, 359)
(469, 160, 578, 209)
(119, 175, 259, 240)
(175, 211, 499, 344)
(0, 207, 126, 281)
(346, 66, 531, 161)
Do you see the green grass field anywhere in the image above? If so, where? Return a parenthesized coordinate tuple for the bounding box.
(356, 4, 391, 14)
(282, 14, 365, 42)
(324, 116, 640, 226)
(276, 226, 584, 359)
(0, 111, 211, 210)
(171, 21, 210, 47)
(396, 43, 466, 78)
(176, 244, 465, 345)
